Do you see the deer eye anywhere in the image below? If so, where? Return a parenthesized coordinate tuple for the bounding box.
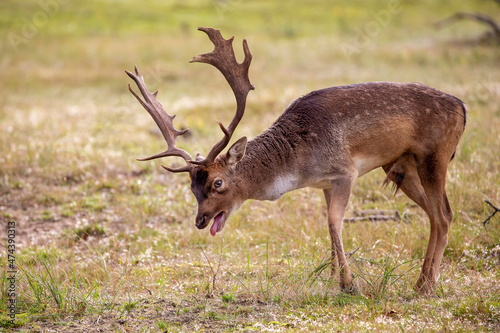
(214, 179, 223, 189)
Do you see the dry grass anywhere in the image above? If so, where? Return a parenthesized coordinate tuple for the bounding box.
(1, 0, 500, 331)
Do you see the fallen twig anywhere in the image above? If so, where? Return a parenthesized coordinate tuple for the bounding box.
(435, 12, 500, 36)
(343, 209, 404, 223)
(201, 237, 225, 297)
(348, 246, 361, 257)
(483, 200, 500, 225)
(343, 215, 399, 223)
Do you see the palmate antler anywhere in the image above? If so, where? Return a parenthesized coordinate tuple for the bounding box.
(126, 27, 254, 172)
(190, 27, 255, 164)
(126, 66, 194, 173)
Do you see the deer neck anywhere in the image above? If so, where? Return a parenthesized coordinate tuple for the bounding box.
(234, 126, 301, 201)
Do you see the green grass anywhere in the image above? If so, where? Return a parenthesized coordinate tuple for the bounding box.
(1, 0, 500, 331)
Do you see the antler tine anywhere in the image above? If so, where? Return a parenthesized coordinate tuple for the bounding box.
(126, 66, 194, 172)
(190, 27, 255, 163)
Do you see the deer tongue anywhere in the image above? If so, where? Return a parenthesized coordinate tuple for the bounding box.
(210, 212, 225, 236)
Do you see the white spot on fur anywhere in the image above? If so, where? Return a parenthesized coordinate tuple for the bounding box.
(266, 174, 299, 200)
(353, 156, 387, 177)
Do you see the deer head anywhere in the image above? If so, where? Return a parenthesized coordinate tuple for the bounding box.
(126, 27, 254, 236)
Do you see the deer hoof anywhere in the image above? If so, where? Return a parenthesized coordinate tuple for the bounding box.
(415, 277, 436, 296)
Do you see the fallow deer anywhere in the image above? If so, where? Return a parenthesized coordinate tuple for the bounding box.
(126, 27, 467, 295)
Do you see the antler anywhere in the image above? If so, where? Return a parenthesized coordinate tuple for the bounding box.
(126, 66, 194, 173)
(190, 27, 255, 164)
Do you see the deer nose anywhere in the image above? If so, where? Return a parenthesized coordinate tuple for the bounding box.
(195, 215, 207, 229)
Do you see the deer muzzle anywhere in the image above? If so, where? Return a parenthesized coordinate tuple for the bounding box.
(195, 214, 209, 229)
(195, 211, 227, 236)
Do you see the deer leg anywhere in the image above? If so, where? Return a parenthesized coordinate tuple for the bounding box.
(323, 188, 337, 278)
(383, 156, 442, 295)
(442, 191, 454, 223)
(415, 184, 451, 295)
(384, 154, 452, 295)
(325, 175, 356, 293)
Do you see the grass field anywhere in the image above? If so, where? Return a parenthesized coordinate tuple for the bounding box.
(1, 0, 500, 331)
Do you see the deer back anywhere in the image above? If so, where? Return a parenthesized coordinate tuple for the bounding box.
(233, 82, 466, 200)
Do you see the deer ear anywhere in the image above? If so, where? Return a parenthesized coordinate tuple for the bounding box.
(225, 137, 247, 166)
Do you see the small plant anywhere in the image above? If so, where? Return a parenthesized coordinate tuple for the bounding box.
(74, 223, 106, 241)
(221, 292, 235, 303)
(0, 313, 28, 329)
(42, 210, 52, 221)
(156, 320, 167, 330)
(82, 196, 105, 212)
(206, 310, 220, 320)
(123, 299, 138, 313)
(352, 252, 419, 299)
